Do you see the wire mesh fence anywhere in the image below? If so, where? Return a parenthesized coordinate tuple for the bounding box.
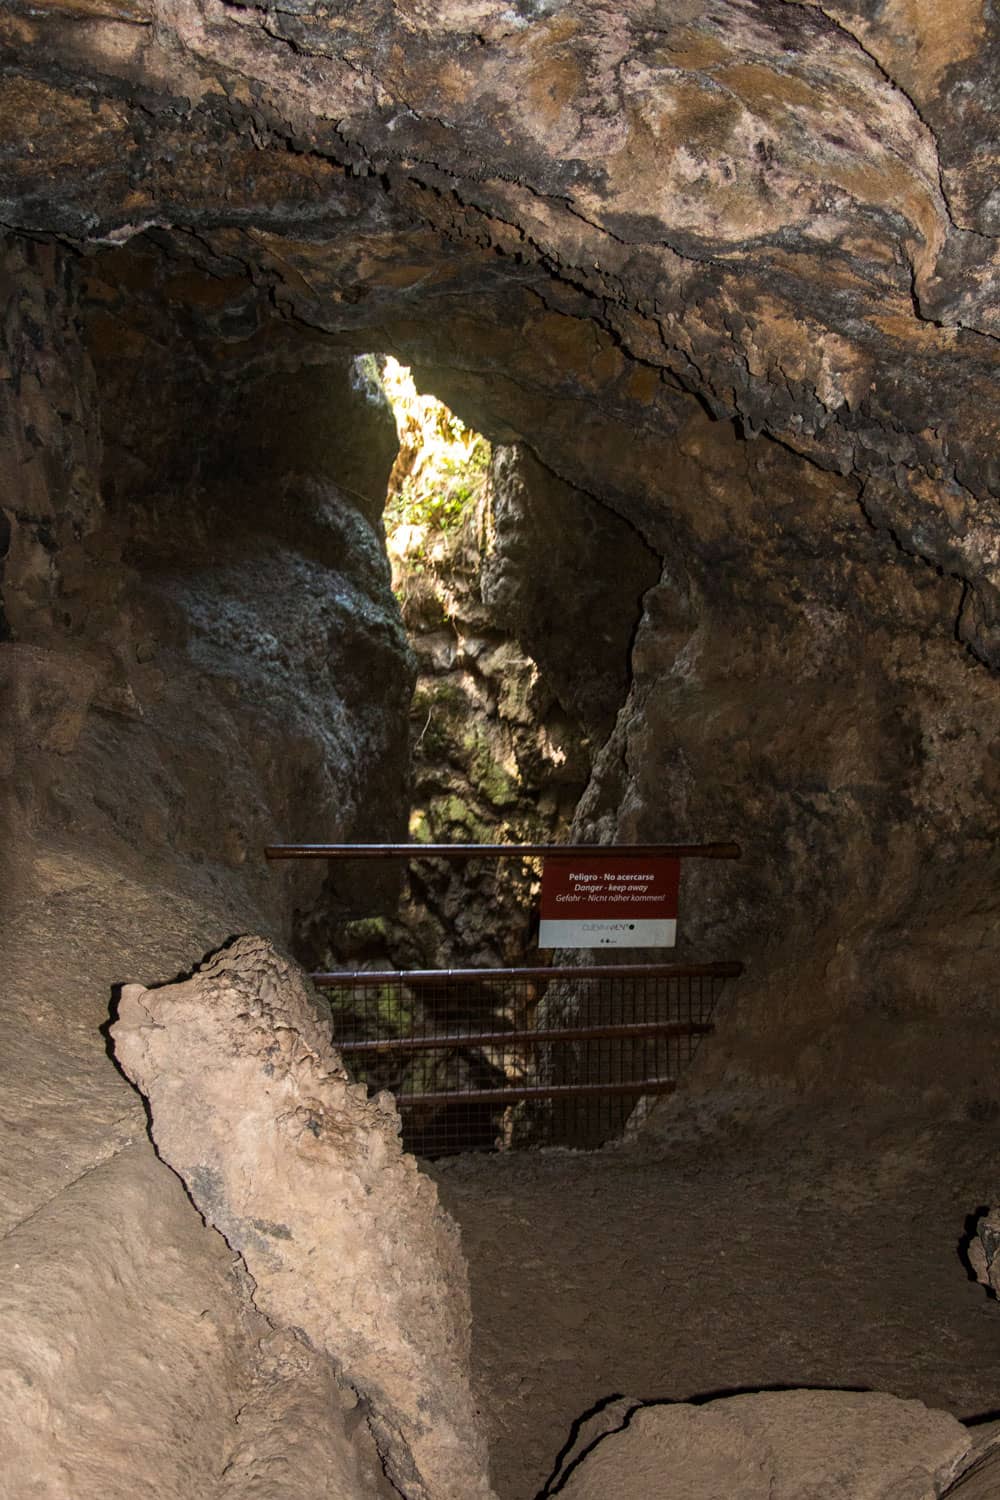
(311, 962, 740, 1156)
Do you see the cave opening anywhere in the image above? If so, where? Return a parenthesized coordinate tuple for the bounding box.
(331, 353, 589, 979)
(314, 354, 677, 1157)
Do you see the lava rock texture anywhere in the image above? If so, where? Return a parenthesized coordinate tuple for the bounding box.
(3, 0, 1000, 1103)
(3, 0, 998, 653)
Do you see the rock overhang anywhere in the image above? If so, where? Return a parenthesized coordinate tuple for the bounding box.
(1, 0, 999, 663)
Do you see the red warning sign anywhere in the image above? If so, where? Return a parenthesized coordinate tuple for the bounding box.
(538, 857, 680, 949)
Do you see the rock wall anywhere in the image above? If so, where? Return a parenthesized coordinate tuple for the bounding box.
(338, 436, 657, 973)
(0, 234, 425, 1497)
(4, 0, 999, 654)
(2, 1, 999, 1114)
(395, 335, 1000, 1114)
(3, 5, 1000, 1489)
(2, 233, 412, 897)
(568, 402, 1000, 1114)
(483, 444, 661, 747)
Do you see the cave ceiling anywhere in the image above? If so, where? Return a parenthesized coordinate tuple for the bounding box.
(2, 0, 999, 662)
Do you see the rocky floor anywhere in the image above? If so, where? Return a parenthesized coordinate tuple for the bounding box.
(6, 840, 1000, 1500)
(430, 1095, 1000, 1500)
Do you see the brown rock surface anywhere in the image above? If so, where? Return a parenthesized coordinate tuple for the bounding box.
(0, 831, 410, 1500)
(3, 2, 1000, 1493)
(431, 1099, 1000, 1499)
(216, 1329, 397, 1500)
(2, 6, 999, 1115)
(943, 1427, 1000, 1498)
(0, 1141, 390, 1500)
(111, 934, 496, 1500)
(557, 1390, 972, 1500)
(0, 235, 421, 1497)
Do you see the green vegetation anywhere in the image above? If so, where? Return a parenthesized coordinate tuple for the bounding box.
(340, 916, 391, 945)
(463, 727, 521, 809)
(384, 435, 491, 536)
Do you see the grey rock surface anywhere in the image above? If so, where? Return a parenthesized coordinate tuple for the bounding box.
(968, 1208, 1000, 1299)
(112, 933, 496, 1500)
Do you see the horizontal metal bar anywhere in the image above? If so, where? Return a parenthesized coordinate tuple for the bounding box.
(396, 1077, 678, 1107)
(266, 841, 741, 861)
(312, 960, 743, 987)
(337, 1019, 715, 1054)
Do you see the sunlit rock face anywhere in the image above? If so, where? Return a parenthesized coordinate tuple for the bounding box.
(349, 428, 659, 974)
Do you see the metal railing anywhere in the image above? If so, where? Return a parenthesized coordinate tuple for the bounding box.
(312, 961, 740, 1155)
(267, 841, 742, 1154)
(266, 841, 741, 861)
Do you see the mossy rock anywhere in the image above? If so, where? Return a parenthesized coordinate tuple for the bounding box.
(461, 732, 521, 808)
(408, 809, 433, 844)
(340, 915, 392, 944)
(427, 793, 494, 842)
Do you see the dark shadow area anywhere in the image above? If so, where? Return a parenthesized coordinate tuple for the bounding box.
(535, 1391, 632, 1498)
(965, 1408, 1000, 1427)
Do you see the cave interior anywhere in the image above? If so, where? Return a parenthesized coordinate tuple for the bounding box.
(3, 1, 1000, 1496)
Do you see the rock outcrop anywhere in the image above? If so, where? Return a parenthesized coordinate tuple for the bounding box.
(570, 403, 1000, 1114)
(968, 1207, 1000, 1300)
(112, 935, 495, 1500)
(554, 1390, 976, 1500)
(1, 237, 419, 1498)
(0, 1141, 393, 1500)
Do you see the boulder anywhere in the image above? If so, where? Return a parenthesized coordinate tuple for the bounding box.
(557, 1390, 972, 1500)
(111, 934, 495, 1500)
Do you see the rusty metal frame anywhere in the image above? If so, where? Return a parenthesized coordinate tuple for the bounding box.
(399, 1078, 680, 1108)
(312, 961, 742, 1139)
(312, 961, 743, 985)
(270, 840, 742, 1151)
(266, 841, 741, 860)
(336, 1020, 715, 1055)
